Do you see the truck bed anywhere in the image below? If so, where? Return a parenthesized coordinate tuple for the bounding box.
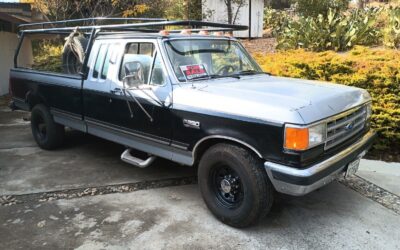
(10, 68, 83, 116)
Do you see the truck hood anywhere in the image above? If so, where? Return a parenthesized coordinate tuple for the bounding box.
(172, 75, 371, 125)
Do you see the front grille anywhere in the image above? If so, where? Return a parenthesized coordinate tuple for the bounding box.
(325, 106, 367, 150)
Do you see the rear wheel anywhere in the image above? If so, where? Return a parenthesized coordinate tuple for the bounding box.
(198, 143, 274, 228)
(31, 104, 64, 150)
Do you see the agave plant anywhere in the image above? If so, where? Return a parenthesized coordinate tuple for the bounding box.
(343, 8, 382, 48)
(383, 7, 400, 49)
(263, 7, 290, 37)
(276, 8, 381, 51)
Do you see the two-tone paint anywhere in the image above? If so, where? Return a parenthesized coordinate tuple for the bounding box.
(9, 33, 376, 196)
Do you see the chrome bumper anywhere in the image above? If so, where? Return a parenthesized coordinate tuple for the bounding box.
(264, 130, 376, 196)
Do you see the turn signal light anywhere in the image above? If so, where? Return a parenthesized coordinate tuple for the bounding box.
(284, 127, 309, 151)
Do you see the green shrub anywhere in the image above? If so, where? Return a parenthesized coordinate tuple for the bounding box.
(253, 47, 400, 150)
(294, 0, 350, 18)
(276, 8, 381, 51)
(32, 42, 63, 73)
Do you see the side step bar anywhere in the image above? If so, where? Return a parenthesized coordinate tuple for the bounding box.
(121, 149, 156, 168)
(8, 101, 17, 111)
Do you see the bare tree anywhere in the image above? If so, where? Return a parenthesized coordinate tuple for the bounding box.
(223, 0, 247, 24)
(30, 0, 115, 21)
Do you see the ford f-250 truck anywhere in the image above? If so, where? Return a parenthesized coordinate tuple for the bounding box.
(9, 19, 376, 228)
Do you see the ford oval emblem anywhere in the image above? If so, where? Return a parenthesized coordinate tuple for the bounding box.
(345, 122, 355, 130)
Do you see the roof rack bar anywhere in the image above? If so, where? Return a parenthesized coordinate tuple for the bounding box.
(81, 28, 98, 77)
(95, 28, 235, 37)
(20, 20, 248, 34)
(19, 17, 167, 30)
(168, 28, 235, 33)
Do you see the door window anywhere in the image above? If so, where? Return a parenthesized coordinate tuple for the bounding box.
(150, 53, 166, 86)
(119, 42, 155, 84)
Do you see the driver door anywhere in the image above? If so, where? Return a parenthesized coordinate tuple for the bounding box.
(108, 40, 173, 144)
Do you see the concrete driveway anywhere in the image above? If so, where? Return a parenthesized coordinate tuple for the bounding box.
(1, 99, 399, 250)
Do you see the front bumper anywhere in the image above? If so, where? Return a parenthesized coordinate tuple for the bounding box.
(264, 130, 377, 196)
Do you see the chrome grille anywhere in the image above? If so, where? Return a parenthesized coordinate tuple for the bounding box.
(325, 106, 367, 150)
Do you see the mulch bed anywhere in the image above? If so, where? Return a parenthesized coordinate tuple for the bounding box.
(240, 38, 277, 54)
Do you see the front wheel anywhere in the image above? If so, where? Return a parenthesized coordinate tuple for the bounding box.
(198, 143, 274, 228)
(31, 104, 64, 150)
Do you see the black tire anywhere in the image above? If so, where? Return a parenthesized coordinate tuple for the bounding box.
(31, 104, 64, 150)
(62, 35, 88, 74)
(198, 143, 274, 228)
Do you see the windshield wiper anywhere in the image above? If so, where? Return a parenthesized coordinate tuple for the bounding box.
(231, 70, 270, 76)
(190, 74, 240, 81)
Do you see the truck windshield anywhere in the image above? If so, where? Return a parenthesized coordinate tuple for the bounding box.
(164, 39, 263, 82)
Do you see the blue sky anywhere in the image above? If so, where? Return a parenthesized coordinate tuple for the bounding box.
(0, 0, 20, 2)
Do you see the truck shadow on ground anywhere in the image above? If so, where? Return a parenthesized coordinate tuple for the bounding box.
(0, 126, 196, 196)
(62, 129, 188, 169)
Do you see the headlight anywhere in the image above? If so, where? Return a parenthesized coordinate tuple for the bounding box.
(366, 103, 372, 120)
(284, 123, 326, 151)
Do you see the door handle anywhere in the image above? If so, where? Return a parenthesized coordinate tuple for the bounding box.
(110, 88, 123, 95)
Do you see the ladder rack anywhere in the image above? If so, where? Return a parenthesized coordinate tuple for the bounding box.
(14, 17, 248, 75)
(19, 17, 167, 30)
(18, 18, 248, 34)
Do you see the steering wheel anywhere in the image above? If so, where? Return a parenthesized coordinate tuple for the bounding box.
(216, 65, 236, 75)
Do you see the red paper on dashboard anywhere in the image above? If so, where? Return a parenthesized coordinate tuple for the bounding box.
(180, 64, 208, 80)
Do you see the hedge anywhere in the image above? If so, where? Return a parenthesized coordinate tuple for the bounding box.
(32, 42, 63, 73)
(253, 46, 400, 150)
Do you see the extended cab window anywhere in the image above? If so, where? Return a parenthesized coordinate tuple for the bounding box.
(119, 42, 155, 84)
(93, 44, 108, 79)
(101, 46, 112, 79)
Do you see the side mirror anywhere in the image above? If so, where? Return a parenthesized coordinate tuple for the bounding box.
(123, 61, 144, 88)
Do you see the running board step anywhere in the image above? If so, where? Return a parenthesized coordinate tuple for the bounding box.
(121, 149, 156, 168)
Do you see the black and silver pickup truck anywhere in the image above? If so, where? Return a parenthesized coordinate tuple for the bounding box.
(9, 19, 376, 228)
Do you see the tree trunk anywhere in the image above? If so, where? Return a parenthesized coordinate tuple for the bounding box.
(226, 0, 233, 24)
(184, 0, 189, 20)
(358, 0, 368, 9)
(232, 0, 245, 25)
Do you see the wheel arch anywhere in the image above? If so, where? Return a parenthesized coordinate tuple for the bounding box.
(25, 90, 47, 110)
(192, 135, 263, 165)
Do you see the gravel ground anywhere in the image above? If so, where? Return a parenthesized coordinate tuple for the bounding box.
(0, 177, 196, 206)
(340, 175, 400, 215)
